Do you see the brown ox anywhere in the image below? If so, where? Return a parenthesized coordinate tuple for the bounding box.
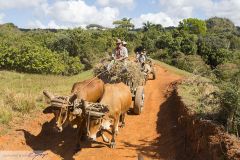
(84, 82, 132, 148)
(43, 77, 104, 150)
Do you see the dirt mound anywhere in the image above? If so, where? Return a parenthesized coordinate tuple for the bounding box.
(176, 83, 240, 160)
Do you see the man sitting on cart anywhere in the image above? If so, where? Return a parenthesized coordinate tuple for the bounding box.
(112, 39, 128, 61)
(107, 39, 128, 71)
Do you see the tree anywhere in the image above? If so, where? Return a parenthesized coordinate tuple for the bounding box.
(229, 35, 240, 50)
(143, 21, 163, 32)
(172, 54, 212, 76)
(179, 18, 207, 35)
(155, 32, 173, 50)
(206, 17, 235, 33)
(143, 21, 153, 32)
(113, 18, 134, 30)
(86, 24, 104, 30)
(198, 35, 231, 67)
(180, 32, 198, 55)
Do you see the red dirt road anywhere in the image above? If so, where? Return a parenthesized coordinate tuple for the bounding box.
(0, 65, 187, 160)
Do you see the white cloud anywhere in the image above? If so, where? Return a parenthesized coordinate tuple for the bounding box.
(132, 0, 213, 29)
(158, 0, 240, 26)
(133, 12, 177, 28)
(28, 20, 46, 29)
(27, 20, 69, 29)
(0, 13, 4, 24)
(205, 0, 240, 26)
(0, 0, 47, 9)
(44, 0, 119, 27)
(3, 0, 240, 29)
(159, 0, 213, 18)
(96, 0, 134, 7)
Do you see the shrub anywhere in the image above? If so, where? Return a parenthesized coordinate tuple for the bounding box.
(151, 49, 172, 64)
(215, 63, 239, 81)
(177, 76, 221, 118)
(0, 43, 84, 75)
(198, 35, 231, 67)
(172, 54, 213, 77)
(4, 90, 36, 114)
(0, 102, 12, 124)
(219, 81, 240, 135)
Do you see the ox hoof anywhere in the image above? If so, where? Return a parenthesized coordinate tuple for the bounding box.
(72, 124, 78, 128)
(81, 135, 88, 141)
(110, 142, 116, 148)
(102, 135, 109, 143)
(103, 138, 109, 143)
(120, 123, 125, 128)
(74, 144, 82, 153)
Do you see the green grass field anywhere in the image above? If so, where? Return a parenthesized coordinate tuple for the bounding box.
(0, 70, 93, 126)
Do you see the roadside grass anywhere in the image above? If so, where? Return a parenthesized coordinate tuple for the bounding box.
(177, 75, 221, 118)
(153, 60, 221, 118)
(0, 70, 93, 126)
(153, 60, 192, 77)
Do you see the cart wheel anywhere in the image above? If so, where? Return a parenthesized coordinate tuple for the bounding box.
(134, 86, 144, 115)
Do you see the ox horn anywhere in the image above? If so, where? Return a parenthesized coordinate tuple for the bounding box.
(81, 99, 86, 114)
(43, 90, 55, 100)
(69, 93, 77, 103)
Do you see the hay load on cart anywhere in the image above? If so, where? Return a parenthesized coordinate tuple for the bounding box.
(94, 60, 145, 114)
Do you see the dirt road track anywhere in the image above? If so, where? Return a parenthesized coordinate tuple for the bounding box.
(0, 65, 188, 160)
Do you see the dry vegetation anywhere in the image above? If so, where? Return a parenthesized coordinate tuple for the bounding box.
(0, 70, 93, 126)
(177, 76, 221, 120)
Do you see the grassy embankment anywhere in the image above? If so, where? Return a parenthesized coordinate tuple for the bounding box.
(0, 70, 93, 128)
(153, 60, 192, 77)
(154, 60, 220, 118)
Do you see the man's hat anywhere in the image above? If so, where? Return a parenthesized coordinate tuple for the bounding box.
(116, 39, 122, 44)
(122, 41, 127, 45)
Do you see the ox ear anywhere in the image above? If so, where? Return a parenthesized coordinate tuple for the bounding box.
(43, 90, 55, 100)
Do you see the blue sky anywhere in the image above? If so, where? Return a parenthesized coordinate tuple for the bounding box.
(0, 0, 239, 28)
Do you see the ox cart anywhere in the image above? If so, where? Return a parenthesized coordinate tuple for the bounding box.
(94, 60, 145, 115)
(42, 60, 147, 149)
(143, 58, 156, 80)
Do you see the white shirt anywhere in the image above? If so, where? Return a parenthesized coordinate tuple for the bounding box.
(112, 46, 128, 60)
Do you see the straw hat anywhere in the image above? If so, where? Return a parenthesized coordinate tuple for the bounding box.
(122, 41, 127, 45)
(116, 39, 122, 44)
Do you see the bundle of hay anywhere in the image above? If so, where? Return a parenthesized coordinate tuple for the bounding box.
(94, 60, 145, 89)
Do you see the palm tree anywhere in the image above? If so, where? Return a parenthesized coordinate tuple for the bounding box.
(142, 21, 153, 31)
(113, 18, 134, 30)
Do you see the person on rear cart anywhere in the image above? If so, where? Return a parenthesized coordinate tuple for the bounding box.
(135, 51, 140, 61)
(122, 40, 128, 49)
(138, 49, 147, 68)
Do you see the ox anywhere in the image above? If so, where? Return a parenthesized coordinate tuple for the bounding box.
(83, 82, 132, 148)
(43, 77, 105, 150)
